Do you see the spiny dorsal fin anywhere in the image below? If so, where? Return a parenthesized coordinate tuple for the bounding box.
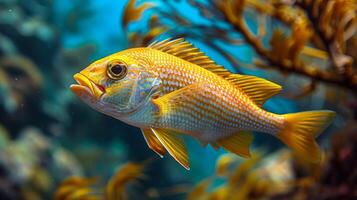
(148, 38, 231, 78)
(149, 38, 282, 107)
(227, 74, 282, 107)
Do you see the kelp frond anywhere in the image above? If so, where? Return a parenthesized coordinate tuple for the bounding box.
(122, 0, 154, 28)
(121, 0, 357, 97)
(54, 176, 100, 200)
(105, 162, 146, 200)
(54, 162, 146, 200)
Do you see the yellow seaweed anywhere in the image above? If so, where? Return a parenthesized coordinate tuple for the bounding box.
(122, 0, 154, 28)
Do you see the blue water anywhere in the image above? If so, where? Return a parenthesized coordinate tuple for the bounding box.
(0, 0, 344, 199)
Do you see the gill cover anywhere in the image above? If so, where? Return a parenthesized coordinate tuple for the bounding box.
(104, 64, 161, 114)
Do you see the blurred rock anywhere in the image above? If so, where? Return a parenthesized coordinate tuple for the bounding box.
(0, 127, 83, 199)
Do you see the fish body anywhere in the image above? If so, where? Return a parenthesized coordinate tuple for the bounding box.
(114, 47, 282, 141)
(71, 38, 335, 169)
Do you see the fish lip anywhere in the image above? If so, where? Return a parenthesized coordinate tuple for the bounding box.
(70, 73, 106, 100)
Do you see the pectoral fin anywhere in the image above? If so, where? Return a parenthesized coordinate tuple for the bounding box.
(217, 132, 253, 158)
(152, 83, 206, 115)
(151, 128, 190, 170)
(141, 129, 166, 158)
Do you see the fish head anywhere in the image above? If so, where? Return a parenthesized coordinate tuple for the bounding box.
(70, 52, 161, 116)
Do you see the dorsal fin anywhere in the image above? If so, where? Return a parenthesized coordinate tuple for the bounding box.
(148, 38, 231, 78)
(227, 74, 282, 107)
(149, 38, 282, 107)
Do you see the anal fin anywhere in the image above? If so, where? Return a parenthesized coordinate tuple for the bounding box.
(151, 128, 190, 170)
(217, 132, 253, 158)
(141, 129, 166, 158)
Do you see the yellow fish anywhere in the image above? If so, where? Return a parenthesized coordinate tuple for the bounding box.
(70, 38, 335, 170)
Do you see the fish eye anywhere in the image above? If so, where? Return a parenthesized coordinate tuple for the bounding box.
(107, 60, 128, 80)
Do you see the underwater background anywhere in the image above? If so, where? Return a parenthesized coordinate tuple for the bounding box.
(0, 0, 356, 199)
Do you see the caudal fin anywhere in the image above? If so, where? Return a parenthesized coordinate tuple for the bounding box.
(277, 110, 335, 163)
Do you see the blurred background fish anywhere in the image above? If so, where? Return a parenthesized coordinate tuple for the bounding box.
(0, 0, 356, 199)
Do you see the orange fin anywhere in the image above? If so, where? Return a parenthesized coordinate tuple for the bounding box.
(149, 38, 281, 107)
(227, 74, 282, 107)
(148, 38, 231, 78)
(151, 128, 190, 170)
(277, 110, 336, 163)
(153, 83, 206, 115)
(217, 132, 253, 158)
(141, 129, 166, 158)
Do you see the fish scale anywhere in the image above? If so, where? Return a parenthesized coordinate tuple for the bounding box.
(72, 38, 336, 169)
(120, 48, 285, 140)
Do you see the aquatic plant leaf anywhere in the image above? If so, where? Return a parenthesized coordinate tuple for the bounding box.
(269, 29, 290, 62)
(122, 0, 154, 28)
(246, 0, 274, 14)
(285, 81, 317, 99)
(0, 68, 17, 113)
(301, 46, 328, 59)
(228, 153, 262, 185)
(140, 26, 168, 46)
(231, 170, 271, 200)
(59, 176, 98, 186)
(122, 0, 357, 96)
(54, 176, 98, 200)
(215, 154, 237, 176)
(149, 15, 160, 28)
(289, 20, 312, 62)
(217, 0, 246, 20)
(187, 178, 211, 200)
(0, 55, 43, 87)
(0, 124, 9, 148)
(207, 186, 229, 200)
(105, 162, 145, 200)
(64, 188, 99, 200)
(297, 0, 356, 74)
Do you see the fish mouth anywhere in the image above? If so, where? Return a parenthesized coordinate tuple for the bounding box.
(70, 73, 105, 100)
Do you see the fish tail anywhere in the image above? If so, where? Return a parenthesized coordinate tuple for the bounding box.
(276, 110, 335, 163)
